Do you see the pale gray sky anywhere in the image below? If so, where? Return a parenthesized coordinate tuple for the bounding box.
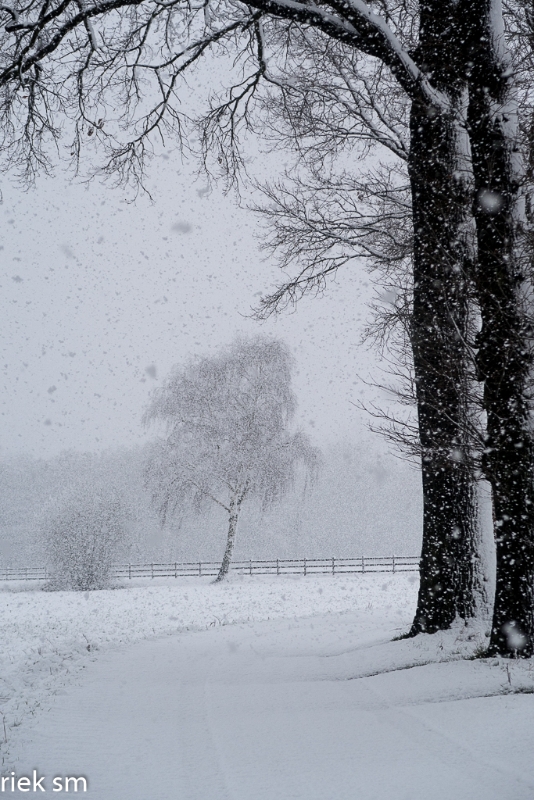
(1, 152, 393, 460)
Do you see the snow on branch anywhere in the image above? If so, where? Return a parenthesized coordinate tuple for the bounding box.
(0, 0, 454, 183)
(243, 0, 450, 110)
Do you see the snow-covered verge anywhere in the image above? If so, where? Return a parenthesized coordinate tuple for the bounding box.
(1, 573, 416, 766)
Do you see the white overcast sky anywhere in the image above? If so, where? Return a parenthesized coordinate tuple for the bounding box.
(1, 149, 394, 460)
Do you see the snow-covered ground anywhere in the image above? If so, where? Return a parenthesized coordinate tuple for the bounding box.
(2, 574, 534, 798)
(1, 574, 416, 762)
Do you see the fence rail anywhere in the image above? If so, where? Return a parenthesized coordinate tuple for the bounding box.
(0, 556, 419, 582)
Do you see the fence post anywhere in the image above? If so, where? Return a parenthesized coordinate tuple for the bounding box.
(128, 564, 131, 580)
(332, 557, 335, 576)
(277, 558, 280, 576)
(304, 558, 307, 576)
(151, 563, 154, 579)
(249, 559, 252, 576)
(392, 555, 396, 574)
(199, 562, 202, 577)
(174, 562, 177, 578)
(362, 555, 365, 574)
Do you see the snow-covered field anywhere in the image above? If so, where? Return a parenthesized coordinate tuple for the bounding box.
(0, 574, 416, 761)
(2, 574, 534, 798)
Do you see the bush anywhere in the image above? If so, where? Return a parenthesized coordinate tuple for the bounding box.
(42, 492, 125, 590)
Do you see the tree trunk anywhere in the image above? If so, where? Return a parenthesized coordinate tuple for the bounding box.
(408, 2, 483, 634)
(462, 0, 534, 656)
(214, 498, 239, 583)
(214, 485, 248, 583)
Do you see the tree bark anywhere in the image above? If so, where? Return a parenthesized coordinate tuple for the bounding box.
(462, 0, 534, 656)
(214, 497, 239, 583)
(408, 1, 484, 634)
(214, 486, 248, 583)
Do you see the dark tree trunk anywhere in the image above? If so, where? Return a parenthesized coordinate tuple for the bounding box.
(408, 103, 480, 632)
(462, 0, 534, 656)
(408, 1, 483, 634)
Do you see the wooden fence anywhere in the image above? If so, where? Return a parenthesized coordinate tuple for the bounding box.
(0, 556, 418, 582)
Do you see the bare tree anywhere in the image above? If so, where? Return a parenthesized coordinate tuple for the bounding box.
(144, 336, 318, 582)
(256, 154, 489, 624)
(253, 0, 534, 652)
(250, 25, 486, 632)
(455, 0, 534, 657)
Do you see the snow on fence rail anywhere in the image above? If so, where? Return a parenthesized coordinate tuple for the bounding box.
(0, 556, 419, 582)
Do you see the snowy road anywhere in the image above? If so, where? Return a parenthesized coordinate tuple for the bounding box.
(11, 612, 534, 800)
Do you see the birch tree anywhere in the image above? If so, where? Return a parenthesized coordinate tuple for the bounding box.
(144, 336, 318, 582)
